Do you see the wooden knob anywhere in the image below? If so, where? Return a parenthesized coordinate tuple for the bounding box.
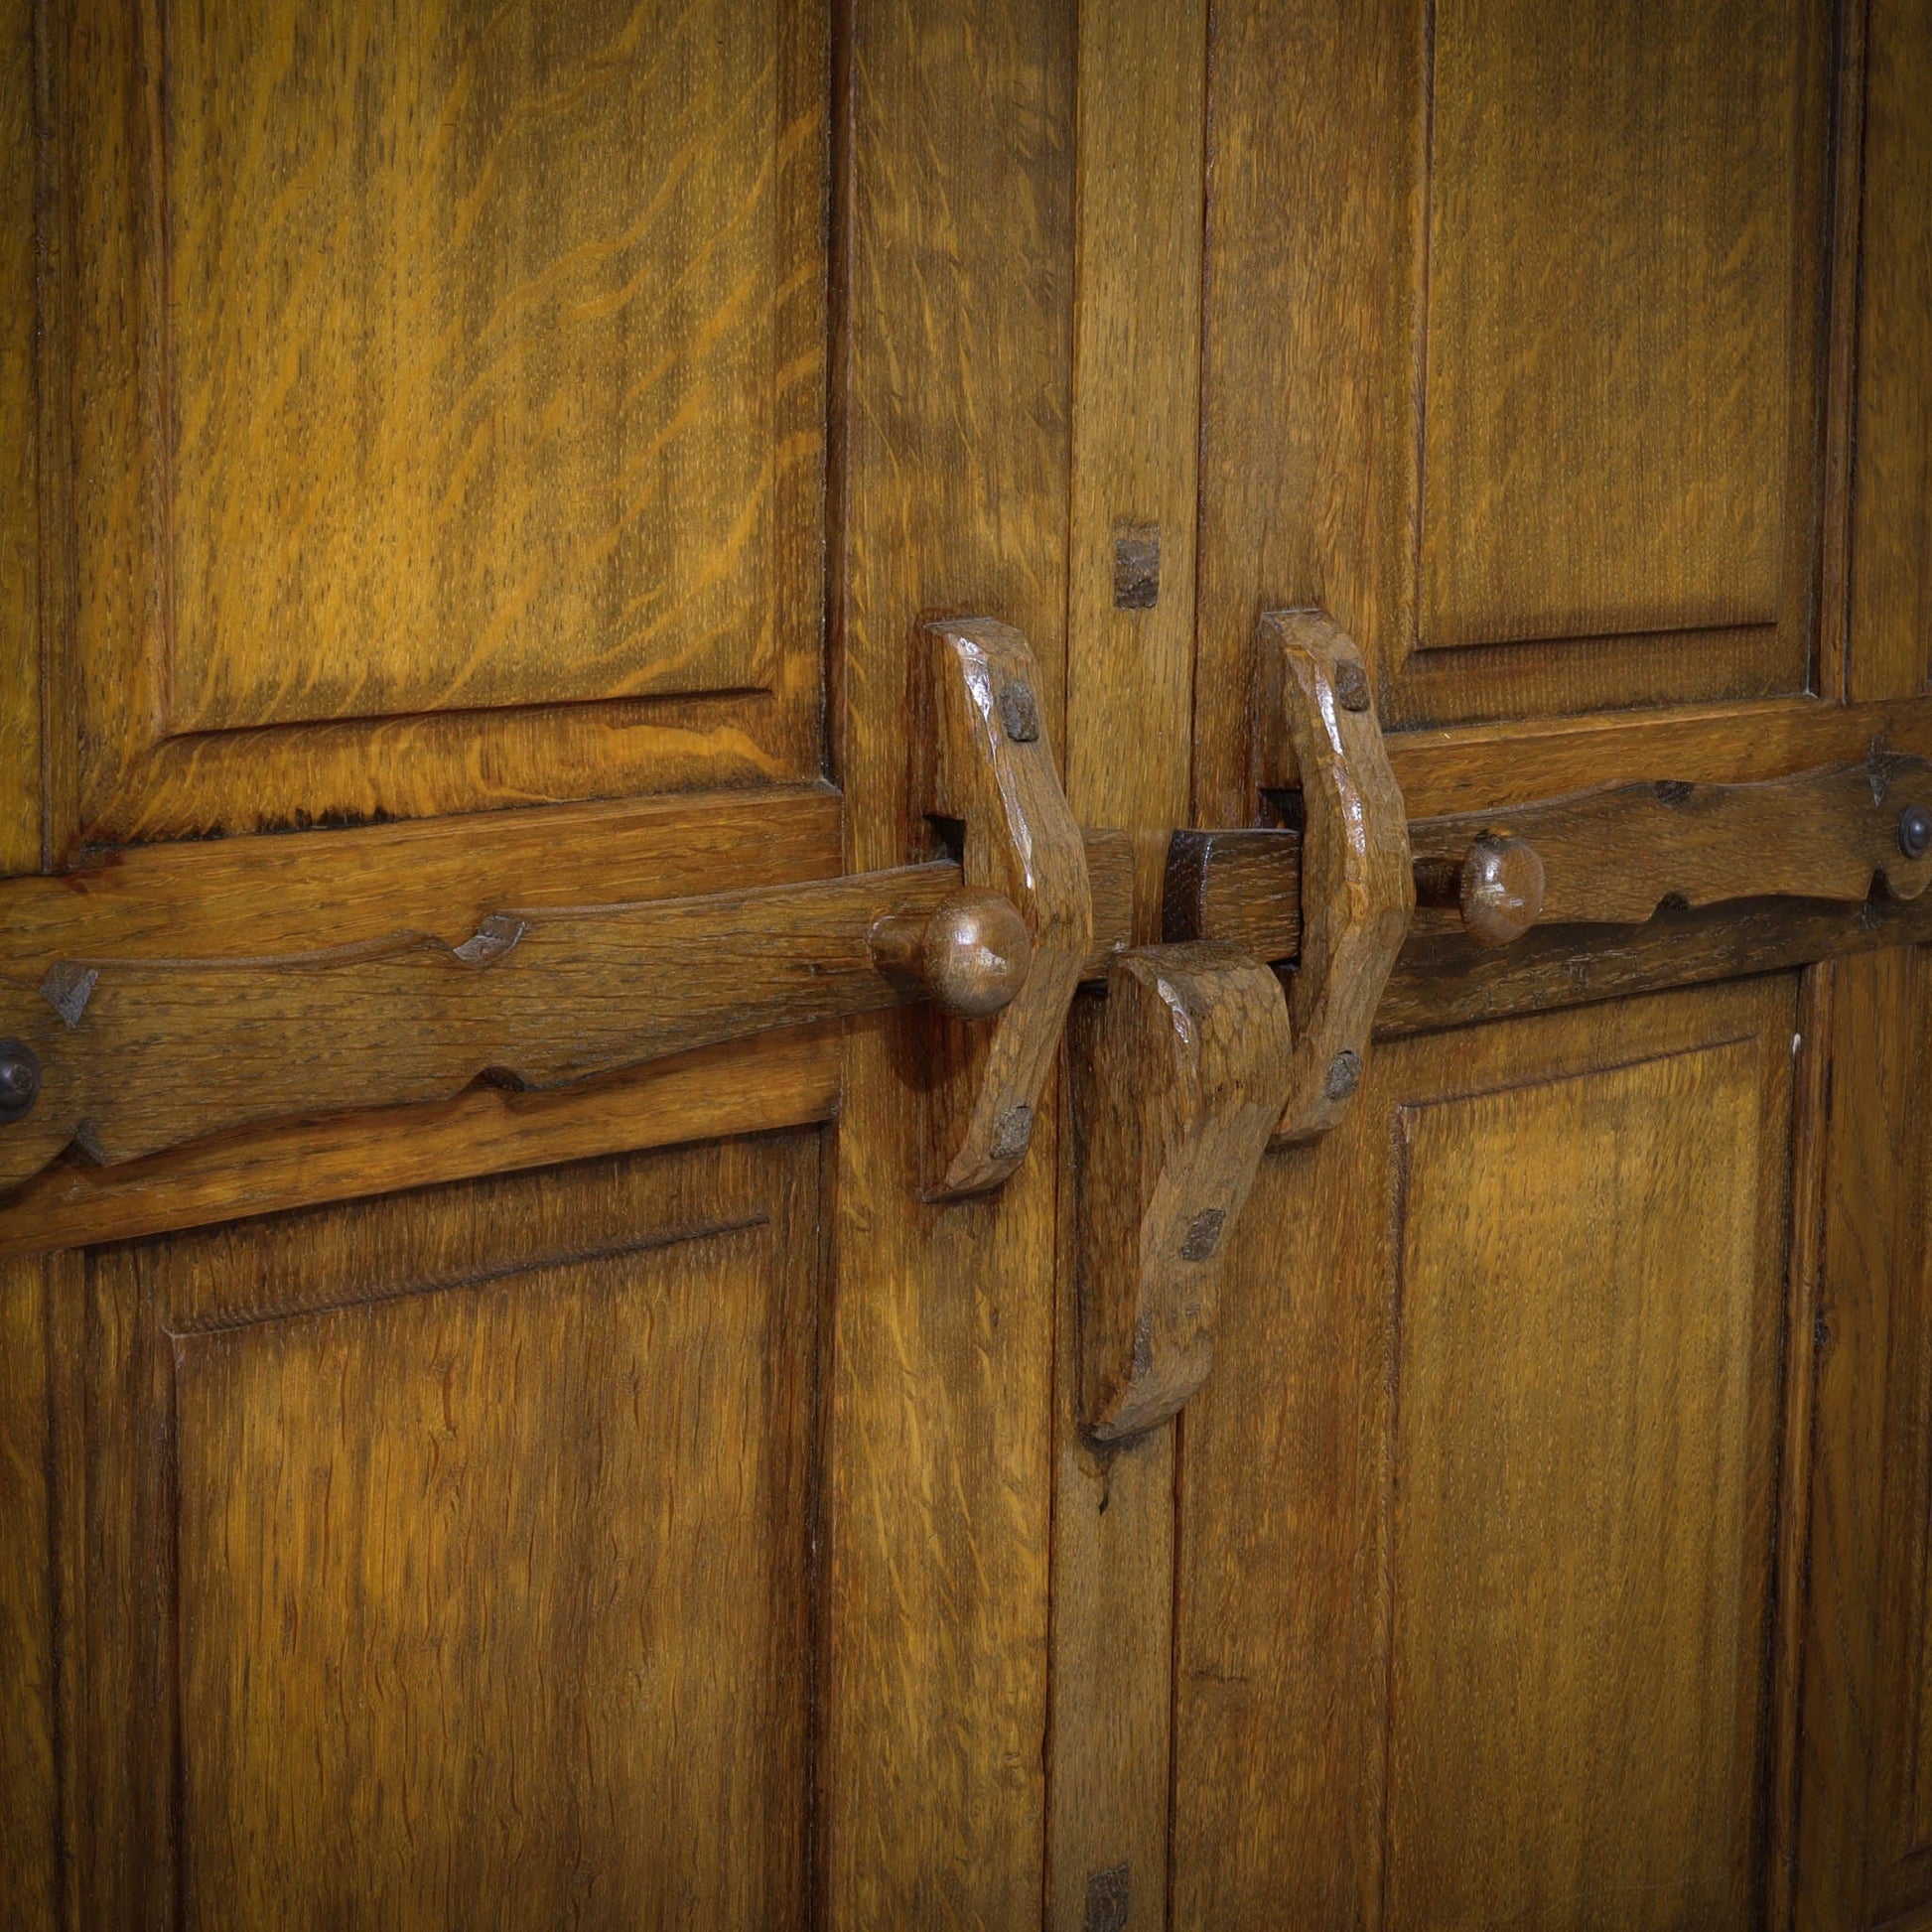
(1459, 833, 1546, 947)
(870, 891, 1033, 1019)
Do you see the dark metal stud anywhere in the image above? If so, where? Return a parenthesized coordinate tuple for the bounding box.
(997, 680, 1041, 744)
(990, 1102, 1035, 1161)
(1899, 802, 1931, 860)
(1331, 659, 1373, 713)
(1179, 1206, 1227, 1262)
(0, 1039, 42, 1125)
(1324, 1048, 1363, 1101)
(1112, 524, 1161, 610)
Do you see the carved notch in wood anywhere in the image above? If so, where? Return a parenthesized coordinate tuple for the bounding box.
(1075, 943, 1292, 1442)
(0, 621, 1097, 1201)
(918, 619, 1093, 1198)
(1410, 745, 1932, 942)
(1260, 611, 1414, 1142)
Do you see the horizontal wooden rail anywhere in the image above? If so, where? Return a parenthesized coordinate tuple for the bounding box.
(1171, 753, 1932, 961)
(0, 826, 1138, 1197)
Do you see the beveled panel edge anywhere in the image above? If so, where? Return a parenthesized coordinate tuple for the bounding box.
(0, 1023, 840, 1262)
(51, 0, 832, 846)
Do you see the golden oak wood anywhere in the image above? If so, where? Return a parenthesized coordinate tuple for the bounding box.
(0, 784, 845, 957)
(919, 618, 1093, 1197)
(826, 0, 1075, 1914)
(1192, 0, 1845, 815)
(1387, 695, 1932, 818)
(1262, 612, 1414, 1141)
(1075, 943, 1291, 1442)
(70, 1135, 818, 1928)
(0, 1253, 55, 1932)
(1173, 753, 1932, 965)
(1766, 962, 1834, 1931)
(1848, 0, 1932, 705)
(51, 0, 830, 846)
(0, 0, 34, 879)
(2, 3, 1927, 1922)
(1172, 981, 1796, 1927)
(1420, 0, 1797, 650)
(1047, 0, 1208, 1909)
(1796, 945, 1932, 1929)
(0, 864, 968, 1191)
(0, 1026, 841, 1264)
(11, 879, 1932, 1270)
(1411, 758, 1932, 930)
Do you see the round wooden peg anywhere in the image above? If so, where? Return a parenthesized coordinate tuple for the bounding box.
(1459, 833, 1547, 947)
(869, 891, 1033, 1019)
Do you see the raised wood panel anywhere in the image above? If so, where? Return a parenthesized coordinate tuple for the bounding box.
(1795, 947, 1914, 1926)
(1796, 945, 1932, 1928)
(0, 0, 36, 876)
(71, 1134, 818, 1928)
(1386, 1041, 1771, 1928)
(1420, 0, 1796, 648)
(1192, 0, 1839, 811)
(0, 1255, 57, 1932)
(1847, 0, 1932, 702)
(1172, 979, 1797, 1928)
(167, 0, 789, 731)
(54, 0, 827, 844)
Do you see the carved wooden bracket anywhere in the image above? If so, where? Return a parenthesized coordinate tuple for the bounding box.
(917, 619, 1094, 1197)
(1259, 610, 1416, 1143)
(1075, 943, 1292, 1442)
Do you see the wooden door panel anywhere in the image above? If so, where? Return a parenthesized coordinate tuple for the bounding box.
(0, 0, 33, 875)
(166, 0, 798, 735)
(50, 0, 827, 846)
(0, 1254, 57, 1932)
(1420, 0, 1797, 650)
(1192, 0, 1839, 808)
(1797, 947, 1932, 1929)
(66, 1132, 818, 1929)
(1172, 978, 1796, 1929)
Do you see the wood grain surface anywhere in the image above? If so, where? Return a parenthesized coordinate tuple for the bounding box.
(165, 0, 801, 732)
(1171, 979, 1795, 1928)
(1848, 0, 1932, 703)
(1387, 695, 1932, 819)
(825, 0, 1075, 1916)
(1794, 945, 1932, 1927)
(1047, 0, 1208, 1911)
(1075, 943, 1290, 1441)
(920, 619, 1092, 1197)
(49, 0, 830, 843)
(0, 0, 35, 878)
(68, 1135, 818, 1929)
(1420, 0, 1797, 647)
(1263, 613, 1414, 1141)
(1385, 1040, 1772, 1928)
(1411, 757, 1932, 926)
(0, 862, 961, 1191)
(1191, 0, 1840, 798)
(0, 1025, 840, 1263)
(0, 1253, 55, 1932)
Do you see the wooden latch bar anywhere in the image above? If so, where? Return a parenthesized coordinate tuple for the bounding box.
(0, 621, 1105, 1198)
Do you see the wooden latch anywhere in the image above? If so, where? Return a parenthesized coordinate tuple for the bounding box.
(1084, 610, 1932, 1444)
(0, 621, 1097, 1201)
(1076, 611, 1413, 1441)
